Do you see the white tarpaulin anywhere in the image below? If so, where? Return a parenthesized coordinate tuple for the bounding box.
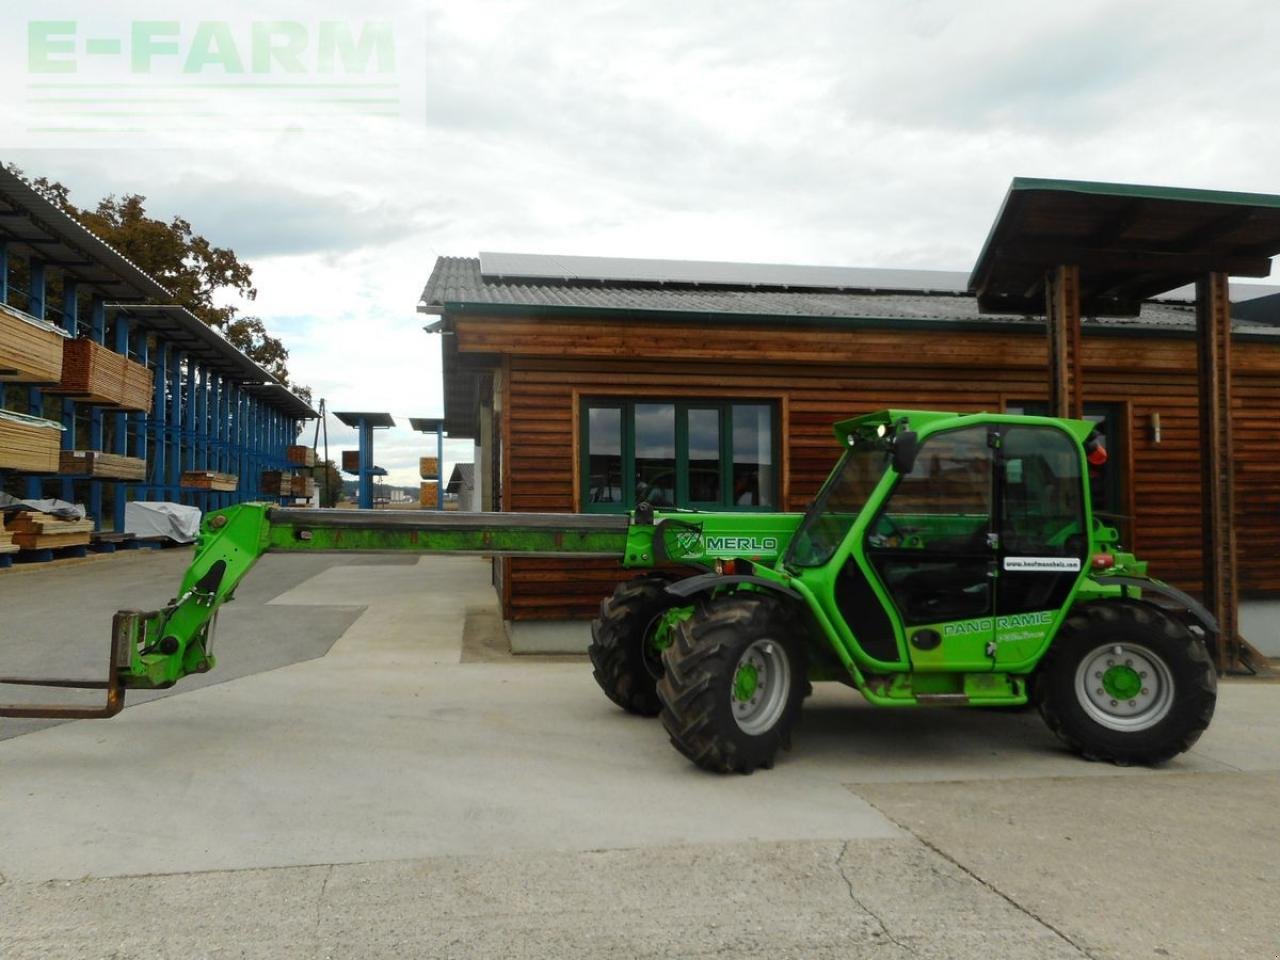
(0, 493, 85, 519)
(124, 502, 202, 543)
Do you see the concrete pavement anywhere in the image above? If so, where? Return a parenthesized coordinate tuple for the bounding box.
(1, 552, 1277, 959)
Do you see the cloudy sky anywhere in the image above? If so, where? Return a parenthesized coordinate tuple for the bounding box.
(5, 0, 1280, 485)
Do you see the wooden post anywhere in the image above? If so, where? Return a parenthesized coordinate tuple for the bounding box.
(1045, 264, 1083, 419)
(1196, 272, 1240, 672)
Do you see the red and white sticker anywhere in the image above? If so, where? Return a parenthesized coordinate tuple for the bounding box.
(1003, 556, 1081, 573)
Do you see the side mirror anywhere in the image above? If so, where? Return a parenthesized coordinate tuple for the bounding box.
(892, 431, 919, 475)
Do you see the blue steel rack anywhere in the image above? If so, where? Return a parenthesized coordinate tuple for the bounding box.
(0, 168, 317, 532)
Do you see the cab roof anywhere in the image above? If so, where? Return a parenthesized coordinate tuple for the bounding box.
(832, 409, 1095, 445)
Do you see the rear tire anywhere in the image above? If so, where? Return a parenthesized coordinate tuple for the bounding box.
(1035, 602, 1216, 764)
(657, 594, 806, 774)
(589, 576, 673, 716)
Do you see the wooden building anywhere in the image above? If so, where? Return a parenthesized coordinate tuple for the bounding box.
(419, 251, 1280, 651)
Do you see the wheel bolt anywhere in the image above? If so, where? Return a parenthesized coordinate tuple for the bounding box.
(1129, 700, 1137, 707)
(1125, 659, 1133, 667)
(1110, 700, 1118, 707)
(1140, 671, 1147, 678)
(1141, 688, 1148, 695)
(1095, 671, 1102, 679)
(1107, 659, 1115, 666)
(1097, 687, 1105, 695)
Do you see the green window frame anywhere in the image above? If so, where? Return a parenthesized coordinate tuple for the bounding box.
(580, 399, 779, 513)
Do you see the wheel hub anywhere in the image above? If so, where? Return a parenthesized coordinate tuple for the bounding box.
(1101, 664, 1142, 701)
(733, 662, 760, 702)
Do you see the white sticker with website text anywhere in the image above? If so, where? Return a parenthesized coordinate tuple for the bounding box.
(1003, 556, 1082, 573)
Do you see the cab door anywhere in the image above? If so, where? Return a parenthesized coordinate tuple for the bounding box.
(994, 424, 1090, 665)
(857, 425, 998, 671)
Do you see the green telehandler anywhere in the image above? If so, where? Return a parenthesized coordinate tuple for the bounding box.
(0, 410, 1218, 774)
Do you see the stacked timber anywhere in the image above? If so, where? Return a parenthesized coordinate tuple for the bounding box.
(419, 481, 439, 508)
(260, 470, 292, 495)
(419, 456, 439, 479)
(0, 302, 66, 384)
(289, 474, 315, 498)
(180, 470, 238, 492)
(59, 449, 147, 481)
(6, 511, 94, 551)
(49, 339, 153, 412)
(0, 514, 18, 556)
(341, 450, 359, 473)
(286, 445, 316, 467)
(0, 409, 62, 472)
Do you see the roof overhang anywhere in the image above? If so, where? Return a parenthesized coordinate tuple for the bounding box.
(408, 417, 445, 434)
(109, 303, 278, 383)
(240, 382, 318, 420)
(334, 411, 396, 429)
(0, 165, 172, 303)
(969, 177, 1280, 316)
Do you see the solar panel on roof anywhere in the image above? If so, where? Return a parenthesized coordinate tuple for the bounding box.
(478, 252, 969, 293)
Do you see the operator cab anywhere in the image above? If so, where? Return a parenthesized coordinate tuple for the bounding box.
(785, 411, 1093, 671)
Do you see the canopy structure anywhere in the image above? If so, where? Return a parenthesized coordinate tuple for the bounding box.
(969, 177, 1280, 316)
(969, 177, 1280, 675)
(334, 411, 395, 429)
(334, 411, 394, 508)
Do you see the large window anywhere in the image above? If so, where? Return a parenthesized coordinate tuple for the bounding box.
(581, 399, 778, 512)
(1006, 401, 1128, 536)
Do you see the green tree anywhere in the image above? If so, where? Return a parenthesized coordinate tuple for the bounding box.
(10, 165, 310, 403)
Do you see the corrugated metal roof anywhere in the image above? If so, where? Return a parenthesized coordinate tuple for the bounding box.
(110, 304, 278, 384)
(112, 306, 316, 418)
(240, 382, 318, 420)
(419, 256, 1280, 336)
(0, 165, 172, 302)
(478, 251, 970, 293)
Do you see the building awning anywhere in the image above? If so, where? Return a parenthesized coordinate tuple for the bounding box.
(969, 177, 1280, 316)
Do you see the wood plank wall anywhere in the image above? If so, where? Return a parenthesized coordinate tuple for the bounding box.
(454, 315, 1280, 621)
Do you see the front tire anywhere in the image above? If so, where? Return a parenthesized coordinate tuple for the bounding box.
(657, 595, 806, 774)
(589, 576, 674, 716)
(1035, 602, 1217, 764)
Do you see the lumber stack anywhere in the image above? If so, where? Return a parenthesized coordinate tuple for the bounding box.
(286, 445, 316, 467)
(290, 474, 315, 498)
(261, 470, 291, 495)
(6, 511, 94, 551)
(0, 409, 62, 472)
(0, 302, 65, 384)
(419, 481, 439, 508)
(59, 449, 147, 481)
(0, 514, 18, 556)
(419, 456, 439, 479)
(341, 450, 359, 473)
(180, 470, 238, 492)
(49, 339, 153, 412)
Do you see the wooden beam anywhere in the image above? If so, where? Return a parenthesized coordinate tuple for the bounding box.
(1174, 208, 1256, 250)
(1196, 272, 1241, 673)
(1002, 242, 1272, 278)
(1045, 264, 1083, 420)
(1089, 199, 1148, 245)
